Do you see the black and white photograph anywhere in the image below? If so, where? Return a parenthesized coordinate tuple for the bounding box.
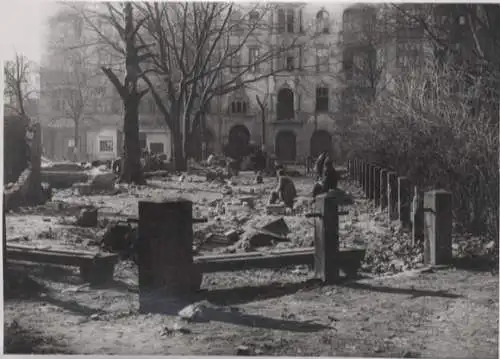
(2, 1, 499, 356)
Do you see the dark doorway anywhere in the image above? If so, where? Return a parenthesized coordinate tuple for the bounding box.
(225, 125, 251, 160)
(276, 88, 294, 121)
(190, 127, 215, 161)
(310, 130, 332, 158)
(275, 131, 296, 162)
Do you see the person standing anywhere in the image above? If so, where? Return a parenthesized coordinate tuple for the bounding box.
(314, 151, 328, 181)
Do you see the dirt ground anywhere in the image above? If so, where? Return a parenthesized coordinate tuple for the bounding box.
(3, 170, 499, 356)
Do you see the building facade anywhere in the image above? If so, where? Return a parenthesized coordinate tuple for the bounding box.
(40, 3, 348, 164)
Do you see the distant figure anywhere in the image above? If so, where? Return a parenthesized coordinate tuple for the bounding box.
(268, 169, 297, 208)
(206, 154, 216, 166)
(312, 159, 338, 198)
(314, 151, 328, 180)
(306, 155, 314, 176)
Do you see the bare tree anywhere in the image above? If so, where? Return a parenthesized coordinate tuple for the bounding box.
(73, 1, 150, 184)
(136, 2, 304, 170)
(4, 53, 34, 118)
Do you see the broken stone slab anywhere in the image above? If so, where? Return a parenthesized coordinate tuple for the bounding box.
(76, 207, 98, 227)
(89, 172, 117, 191)
(236, 345, 251, 356)
(239, 197, 255, 209)
(100, 222, 136, 253)
(266, 204, 287, 216)
(260, 217, 290, 236)
(224, 229, 240, 243)
(73, 183, 93, 196)
(178, 301, 210, 322)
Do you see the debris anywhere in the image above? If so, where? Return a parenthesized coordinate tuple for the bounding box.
(266, 204, 287, 216)
(100, 222, 136, 253)
(239, 197, 255, 209)
(224, 229, 240, 243)
(178, 301, 209, 322)
(236, 345, 251, 356)
(75, 207, 98, 227)
(260, 217, 290, 236)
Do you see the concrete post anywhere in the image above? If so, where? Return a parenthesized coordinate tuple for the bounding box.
(398, 176, 411, 230)
(423, 190, 453, 265)
(359, 161, 365, 191)
(374, 166, 381, 207)
(314, 190, 340, 284)
(379, 169, 388, 210)
(387, 171, 398, 220)
(137, 199, 201, 313)
(411, 186, 424, 246)
(364, 163, 370, 197)
(368, 164, 376, 201)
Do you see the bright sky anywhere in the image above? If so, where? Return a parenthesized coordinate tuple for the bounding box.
(0, 0, 59, 64)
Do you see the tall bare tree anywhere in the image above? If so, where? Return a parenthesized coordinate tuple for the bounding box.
(75, 1, 150, 183)
(136, 2, 304, 170)
(4, 53, 34, 118)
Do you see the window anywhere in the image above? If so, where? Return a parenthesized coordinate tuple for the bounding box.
(459, 15, 466, 25)
(286, 55, 295, 71)
(73, 17, 83, 38)
(148, 98, 156, 114)
(315, 87, 329, 113)
(277, 9, 286, 33)
(149, 142, 165, 154)
(230, 47, 241, 73)
(286, 9, 295, 33)
(249, 10, 259, 22)
(111, 98, 121, 113)
(316, 10, 330, 34)
(248, 47, 260, 72)
(99, 137, 114, 153)
(316, 49, 329, 72)
(231, 100, 247, 114)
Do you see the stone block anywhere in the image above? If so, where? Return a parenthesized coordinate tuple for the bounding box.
(398, 176, 411, 230)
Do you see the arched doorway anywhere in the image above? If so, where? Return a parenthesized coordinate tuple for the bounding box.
(276, 88, 294, 121)
(275, 131, 296, 162)
(310, 130, 332, 158)
(225, 125, 250, 160)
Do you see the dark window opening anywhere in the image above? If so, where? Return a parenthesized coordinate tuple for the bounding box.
(315, 87, 329, 112)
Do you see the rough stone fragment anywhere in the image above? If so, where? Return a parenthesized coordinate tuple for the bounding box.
(76, 207, 98, 227)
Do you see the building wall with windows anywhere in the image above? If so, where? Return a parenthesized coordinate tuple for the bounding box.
(203, 3, 347, 163)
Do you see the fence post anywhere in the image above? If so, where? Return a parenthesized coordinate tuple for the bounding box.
(137, 199, 201, 313)
(380, 169, 388, 210)
(364, 163, 370, 197)
(423, 190, 453, 265)
(411, 186, 424, 246)
(366, 164, 372, 200)
(387, 171, 398, 220)
(374, 167, 381, 207)
(398, 176, 411, 230)
(314, 190, 340, 284)
(369, 164, 376, 201)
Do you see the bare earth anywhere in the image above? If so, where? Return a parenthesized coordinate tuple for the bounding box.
(4, 171, 499, 357)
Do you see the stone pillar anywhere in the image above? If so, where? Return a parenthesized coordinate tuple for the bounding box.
(359, 161, 364, 189)
(137, 199, 201, 313)
(387, 171, 398, 220)
(28, 123, 42, 205)
(314, 190, 340, 284)
(411, 186, 424, 246)
(398, 176, 411, 230)
(423, 190, 453, 265)
(379, 169, 388, 210)
(374, 167, 381, 207)
(356, 160, 361, 185)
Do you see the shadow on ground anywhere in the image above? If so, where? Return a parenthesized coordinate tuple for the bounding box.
(4, 320, 73, 354)
(201, 278, 324, 306)
(452, 255, 498, 274)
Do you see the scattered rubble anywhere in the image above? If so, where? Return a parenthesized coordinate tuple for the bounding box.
(75, 207, 98, 227)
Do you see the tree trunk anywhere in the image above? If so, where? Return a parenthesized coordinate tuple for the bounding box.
(73, 119, 79, 162)
(261, 110, 266, 147)
(121, 96, 145, 184)
(172, 127, 187, 172)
